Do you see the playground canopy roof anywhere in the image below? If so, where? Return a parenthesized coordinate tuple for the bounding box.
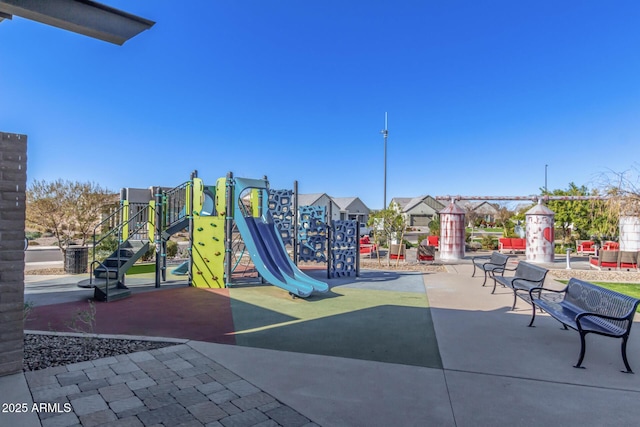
(0, 0, 154, 45)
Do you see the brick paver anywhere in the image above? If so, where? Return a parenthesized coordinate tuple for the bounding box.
(79, 408, 118, 426)
(220, 408, 268, 427)
(100, 383, 135, 402)
(187, 401, 228, 423)
(26, 346, 317, 426)
(70, 394, 109, 416)
(110, 396, 145, 414)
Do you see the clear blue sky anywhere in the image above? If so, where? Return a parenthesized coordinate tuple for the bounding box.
(2, 1, 639, 209)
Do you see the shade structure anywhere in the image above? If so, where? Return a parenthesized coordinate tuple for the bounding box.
(0, 0, 154, 45)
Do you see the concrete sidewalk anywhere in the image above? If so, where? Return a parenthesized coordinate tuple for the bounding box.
(5, 263, 640, 426)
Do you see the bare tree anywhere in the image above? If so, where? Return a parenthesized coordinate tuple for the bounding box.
(494, 205, 513, 228)
(592, 167, 640, 239)
(26, 179, 117, 254)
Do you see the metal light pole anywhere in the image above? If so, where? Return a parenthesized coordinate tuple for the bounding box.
(381, 112, 388, 209)
(545, 164, 548, 194)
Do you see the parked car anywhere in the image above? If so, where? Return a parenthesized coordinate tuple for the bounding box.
(359, 223, 373, 237)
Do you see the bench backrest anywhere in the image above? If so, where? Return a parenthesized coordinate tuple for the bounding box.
(514, 262, 548, 282)
(418, 243, 435, 257)
(619, 251, 638, 269)
(512, 238, 526, 249)
(489, 252, 510, 266)
(564, 278, 640, 333)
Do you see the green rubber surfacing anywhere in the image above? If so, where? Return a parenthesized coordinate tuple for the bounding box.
(228, 281, 443, 368)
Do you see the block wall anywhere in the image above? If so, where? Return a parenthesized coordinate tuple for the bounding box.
(0, 132, 27, 376)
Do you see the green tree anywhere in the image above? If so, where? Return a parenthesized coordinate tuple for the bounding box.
(539, 183, 618, 242)
(429, 214, 440, 236)
(368, 207, 407, 266)
(26, 179, 117, 254)
(544, 183, 594, 242)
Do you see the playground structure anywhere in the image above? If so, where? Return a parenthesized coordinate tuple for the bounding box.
(78, 172, 366, 301)
(434, 195, 640, 264)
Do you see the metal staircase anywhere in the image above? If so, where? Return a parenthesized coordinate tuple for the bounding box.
(161, 182, 190, 240)
(90, 239, 149, 301)
(78, 180, 193, 301)
(78, 202, 152, 302)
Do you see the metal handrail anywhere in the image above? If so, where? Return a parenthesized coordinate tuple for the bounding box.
(92, 205, 126, 269)
(164, 181, 189, 229)
(90, 204, 154, 285)
(89, 260, 112, 300)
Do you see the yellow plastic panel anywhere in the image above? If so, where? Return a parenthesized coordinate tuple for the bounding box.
(192, 178, 204, 216)
(147, 200, 155, 242)
(251, 188, 260, 218)
(191, 214, 226, 288)
(185, 181, 192, 217)
(121, 200, 129, 241)
(215, 177, 228, 216)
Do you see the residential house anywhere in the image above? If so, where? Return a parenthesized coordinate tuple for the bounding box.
(390, 195, 445, 227)
(297, 193, 342, 221)
(297, 194, 371, 224)
(457, 201, 500, 225)
(332, 197, 370, 224)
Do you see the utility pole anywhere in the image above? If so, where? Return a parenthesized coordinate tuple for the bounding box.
(381, 112, 388, 209)
(545, 164, 548, 194)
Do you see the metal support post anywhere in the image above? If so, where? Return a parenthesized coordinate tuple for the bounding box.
(188, 170, 197, 286)
(356, 221, 360, 277)
(155, 187, 163, 288)
(293, 180, 298, 265)
(224, 172, 234, 287)
(326, 203, 332, 279)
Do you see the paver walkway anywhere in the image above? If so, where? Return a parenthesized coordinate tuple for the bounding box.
(23, 343, 315, 427)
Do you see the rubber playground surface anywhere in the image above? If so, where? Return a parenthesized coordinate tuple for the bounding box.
(25, 267, 442, 369)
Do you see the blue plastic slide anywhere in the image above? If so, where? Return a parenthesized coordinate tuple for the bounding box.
(233, 177, 329, 297)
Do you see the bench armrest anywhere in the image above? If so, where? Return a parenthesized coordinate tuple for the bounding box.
(528, 285, 568, 301)
(512, 277, 543, 288)
(575, 311, 635, 325)
(483, 262, 506, 272)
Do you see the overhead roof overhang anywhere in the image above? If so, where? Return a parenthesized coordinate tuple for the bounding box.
(0, 0, 154, 45)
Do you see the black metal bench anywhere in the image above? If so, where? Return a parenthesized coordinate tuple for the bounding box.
(493, 261, 548, 310)
(471, 252, 512, 287)
(529, 278, 640, 373)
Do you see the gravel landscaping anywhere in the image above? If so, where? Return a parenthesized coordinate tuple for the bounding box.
(23, 333, 177, 371)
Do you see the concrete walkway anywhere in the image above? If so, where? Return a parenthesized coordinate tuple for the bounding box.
(4, 261, 640, 426)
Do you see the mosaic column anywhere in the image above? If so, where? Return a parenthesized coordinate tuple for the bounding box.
(298, 206, 327, 262)
(525, 200, 555, 263)
(268, 189, 293, 246)
(329, 220, 357, 277)
(439, 200, 465, 261)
